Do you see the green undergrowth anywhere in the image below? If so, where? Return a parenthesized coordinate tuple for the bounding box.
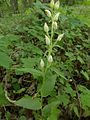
(0, 1, 90, 120)
(67, 5, 90, 27)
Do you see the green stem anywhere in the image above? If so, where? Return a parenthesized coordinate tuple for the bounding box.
(51, 10, 54, 43)
(40, 68, 45, 120)
(41, 93, 43, 120)
(48, 10, 54, 55)
(40, 9, 55, 120)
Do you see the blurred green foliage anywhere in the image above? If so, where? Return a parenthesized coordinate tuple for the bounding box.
(0, 0, 90, 120)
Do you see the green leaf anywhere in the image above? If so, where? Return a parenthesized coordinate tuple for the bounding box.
(15, 88, 26, 94)
(47, 107, 59, 120)
(21, 57, 40, 68)
(16, 68, 42, 77)
(65, 52, 76, 61)
(73, 106, 79, 117)
(65, 83, 76, 97)
(19, 116, 26, 120)
(0, 35, 20, 54)
(0, 35, 20, 48)
(43, 94, 69, 118)
(15, 95, 42, 110)
(0, 84, 9, 106)
(77, 56, 85, 64)
(78, 85, 90, 109)
(80, 93, 90, 110)
(0, 51, 13, 69)
(22, 43, 43, 55)
(81, 70, 89, 80)
(77, 85, 90, 94)
(83, 106, 90, 117)
(42, 100, 60, 118)
(28, 28, 44, 42)
(41, 75, 57, 97)
(5, 112, 11, 120)
(58, 94, 70, 106)
(51, 67, 67, 80)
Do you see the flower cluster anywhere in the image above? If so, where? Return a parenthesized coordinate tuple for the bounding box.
(40, 0, 64, 69)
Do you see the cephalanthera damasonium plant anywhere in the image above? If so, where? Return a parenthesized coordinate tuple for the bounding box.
(40, 0, 64, 77)
(39, 0, 64, 116)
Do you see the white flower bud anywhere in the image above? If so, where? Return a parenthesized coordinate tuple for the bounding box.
(45, 10, 51, 17)
(40, 59, 44, 68)
(57, 33, 64, 41)
(54, 12, 60, 21)
(53, 22, 57, 30)
(44, 23, 49, 33)
(50, 0, 54, 8)
(45, 35, 50, 45)
(54, 1, 60, 9)
(48, 55, 53, 63)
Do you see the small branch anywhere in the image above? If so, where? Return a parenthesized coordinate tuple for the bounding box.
(5, 90, 16, 103)
(73, 80, 81, 120)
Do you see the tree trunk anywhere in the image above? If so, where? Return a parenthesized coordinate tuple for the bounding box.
(10, 0, 19, 14)
(22, 0, 28, 10)
(28, 0, 33, 7)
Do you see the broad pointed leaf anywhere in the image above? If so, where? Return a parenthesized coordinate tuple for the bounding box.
(41, 75, 57, 97)
(15, 96, 42, 110)
(0, 51, 12, 69)
(16, 68, 42, 77)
